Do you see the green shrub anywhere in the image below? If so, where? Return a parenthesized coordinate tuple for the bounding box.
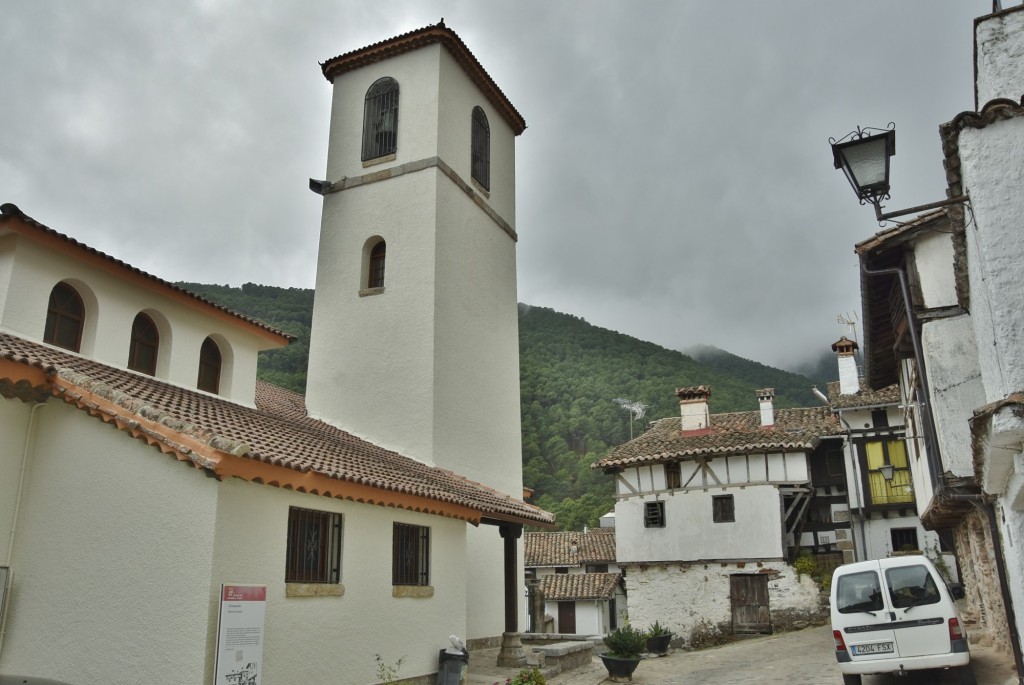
(603, 624, 647, 658)
(793, 553, 816, 580)
(647, 620, 671, 637)
(510, 668, 546, 685)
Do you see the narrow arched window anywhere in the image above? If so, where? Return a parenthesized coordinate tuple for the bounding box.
(128, 313, 159, 376)
(197, 337, 222, 394)
(44, 282, 84, 352)
(362, 77, 399, 161)
(368, 241, 386, 288)
(471, 106, 490, 190)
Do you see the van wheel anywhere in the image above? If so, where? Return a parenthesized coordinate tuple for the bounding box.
(957, 665, 977, 685)
(841, 675, 862, 685)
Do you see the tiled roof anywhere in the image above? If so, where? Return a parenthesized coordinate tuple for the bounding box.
(539, 573, 622, 601)
(594, 406, 840, 469)
(0, 332, 554, 528)
(320, 21, 526, 136)
(827, 381, 901, 410)
(524, 529, 616, 567)
(0, 204, 294, 344)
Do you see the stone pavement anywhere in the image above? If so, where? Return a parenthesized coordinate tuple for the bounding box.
(467, 625, 1019, 685)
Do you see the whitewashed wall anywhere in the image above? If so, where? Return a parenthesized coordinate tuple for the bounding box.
(975, 8, 1024, 107)
(0, 404, 219, 684)
(0, 236, 273, 405)
(622, 562, 821, 642)
(616, 484, 786, 562)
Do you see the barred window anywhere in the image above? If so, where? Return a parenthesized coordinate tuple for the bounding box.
(362, 77, 399, 161)
(665, 461, 681, 489)
(128, 313, 159, 376)
(44, 282, 84, 352)
(286, 507, 342, 584)
(644, 501, 665, 528)
(393, 523, 430, 586)
(471, 106, 490, 190)
(197, 336, 221, 394)
(368, 240, 386, 288)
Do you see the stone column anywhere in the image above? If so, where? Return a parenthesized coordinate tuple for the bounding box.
(497, 524, 526, 668)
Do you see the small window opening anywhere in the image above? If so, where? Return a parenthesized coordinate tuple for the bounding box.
(471, 106, 490, 190)
(128, 313, 159, 376)
(362, 77, 399, 161)
(712, 495, 735, 523)
(44, 282, 84, 352)
(368, 241, 386, 288)
(197, 337, 222, 394)
(644, 501, 665, 528)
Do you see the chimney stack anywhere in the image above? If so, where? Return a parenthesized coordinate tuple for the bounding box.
(831, 336, 860, 395)
(677, 385, 711, 431)
(757, 388, 775, 427)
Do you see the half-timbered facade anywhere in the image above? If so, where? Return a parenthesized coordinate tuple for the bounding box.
(594, 386, 838, 642)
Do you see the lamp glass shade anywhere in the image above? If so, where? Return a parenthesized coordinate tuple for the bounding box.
(832, 129, 895, 203)
(879, 464, 895, 481)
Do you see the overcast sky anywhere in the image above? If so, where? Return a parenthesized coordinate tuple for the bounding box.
(1, 2, 992, 371)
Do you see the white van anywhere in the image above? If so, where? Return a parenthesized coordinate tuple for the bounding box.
(830, 555, 973, 685)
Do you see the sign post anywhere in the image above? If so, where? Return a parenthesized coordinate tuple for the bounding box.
(214, 584, 266, 685)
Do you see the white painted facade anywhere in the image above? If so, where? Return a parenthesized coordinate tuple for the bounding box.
(532, 566, 627, 635)
(0, 232, 279, 405)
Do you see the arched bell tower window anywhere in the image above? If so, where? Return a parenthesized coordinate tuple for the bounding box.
(362, 77, 399, 161)
(368, 240, 386, 288)
(128, 312, 159, 376)
(44, 282, 85, 352)
(471, 106, 490, 190)
(197, 336, 222, 394)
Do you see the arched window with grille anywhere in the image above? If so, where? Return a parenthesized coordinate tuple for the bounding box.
(471, 106, 490, 190)
(368, 240, 386, 288)
(44, 282, 85, 352)
(197, 336, 222, 394)
(362, 77, 399, 161)
(128, 312, 159, 376)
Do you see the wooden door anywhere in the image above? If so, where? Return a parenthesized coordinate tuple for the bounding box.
(730, 574, 771, 634)
(557, 601, 576, 634)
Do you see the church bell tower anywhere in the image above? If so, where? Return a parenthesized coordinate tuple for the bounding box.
(306, 22, 526, 500)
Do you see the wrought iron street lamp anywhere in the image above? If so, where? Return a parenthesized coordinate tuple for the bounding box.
(830, 124, 969, 222)
(879, 464, 895, 482)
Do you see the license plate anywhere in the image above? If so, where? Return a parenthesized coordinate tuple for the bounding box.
(852, 642, 894, 655)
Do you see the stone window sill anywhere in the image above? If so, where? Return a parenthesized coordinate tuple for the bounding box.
(359, 287, 385, 297)
(286, 583, 345, 598)
(393, 585, 434, 598)
(363, 153, 396, 168)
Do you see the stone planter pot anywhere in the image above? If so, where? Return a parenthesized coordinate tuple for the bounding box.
(599, 653, 642, 682)
(646, 632, 673, 656)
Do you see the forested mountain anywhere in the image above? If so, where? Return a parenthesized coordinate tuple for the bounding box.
(181, 283, 822, 530)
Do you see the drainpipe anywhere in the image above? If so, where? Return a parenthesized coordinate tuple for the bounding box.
(0, 401, 46, 655)
(862, 260, 1024, 683)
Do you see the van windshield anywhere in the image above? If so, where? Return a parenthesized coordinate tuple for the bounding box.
(885, 564, 941, 610)
(836, 570, 884, 614)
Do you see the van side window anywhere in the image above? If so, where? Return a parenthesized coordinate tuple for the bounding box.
(885, 565, 940, 609)
(836, 570, 884, 614)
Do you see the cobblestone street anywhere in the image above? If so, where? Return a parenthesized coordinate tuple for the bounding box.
(530, 625, 1018, 685)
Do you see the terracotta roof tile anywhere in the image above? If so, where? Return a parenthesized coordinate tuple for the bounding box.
(0, 332, 554, 528)
(0, 204, 294, 343)
(594, 406, 840, 469)
(826, 381, 900, 410)
(539, 573, 621, 601)
(524, 529, 616, 567)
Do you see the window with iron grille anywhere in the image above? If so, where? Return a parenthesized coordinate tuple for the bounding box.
(128, 312, 159, 376)
(362, 77, 399, 161)
(44, 282, 84, 352)
(471, 106, 490, 190)
(368, 240, 386, 288)
(712, 494, 735, 523)
(197, 336, 221, 394)
(393, 523, 430, 586)
(643, 501, 665, 528)
(286, 507, 342, 584)
(891, 527, 919, 552)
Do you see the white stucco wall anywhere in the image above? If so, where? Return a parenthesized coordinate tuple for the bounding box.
(959, 116, 1024, 404)
(616, 485, 786, 563)
(622, 561, 821, 642)
(0, 403, 219, 684)
(921, 315, 985, 478)
(975, 7, 1024, 107)
(912, 230, 958, 309)
(544, 599, 606, 636)
(0, 236, 270, 405)
(208, 478, 471, 684)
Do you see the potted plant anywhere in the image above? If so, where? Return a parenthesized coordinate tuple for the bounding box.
(645, 620, 673, 656)
(600, 624, 646, 682)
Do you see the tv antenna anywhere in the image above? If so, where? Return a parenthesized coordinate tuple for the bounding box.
(836, 312, 859, 345)
(613, 398, 649, 440)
